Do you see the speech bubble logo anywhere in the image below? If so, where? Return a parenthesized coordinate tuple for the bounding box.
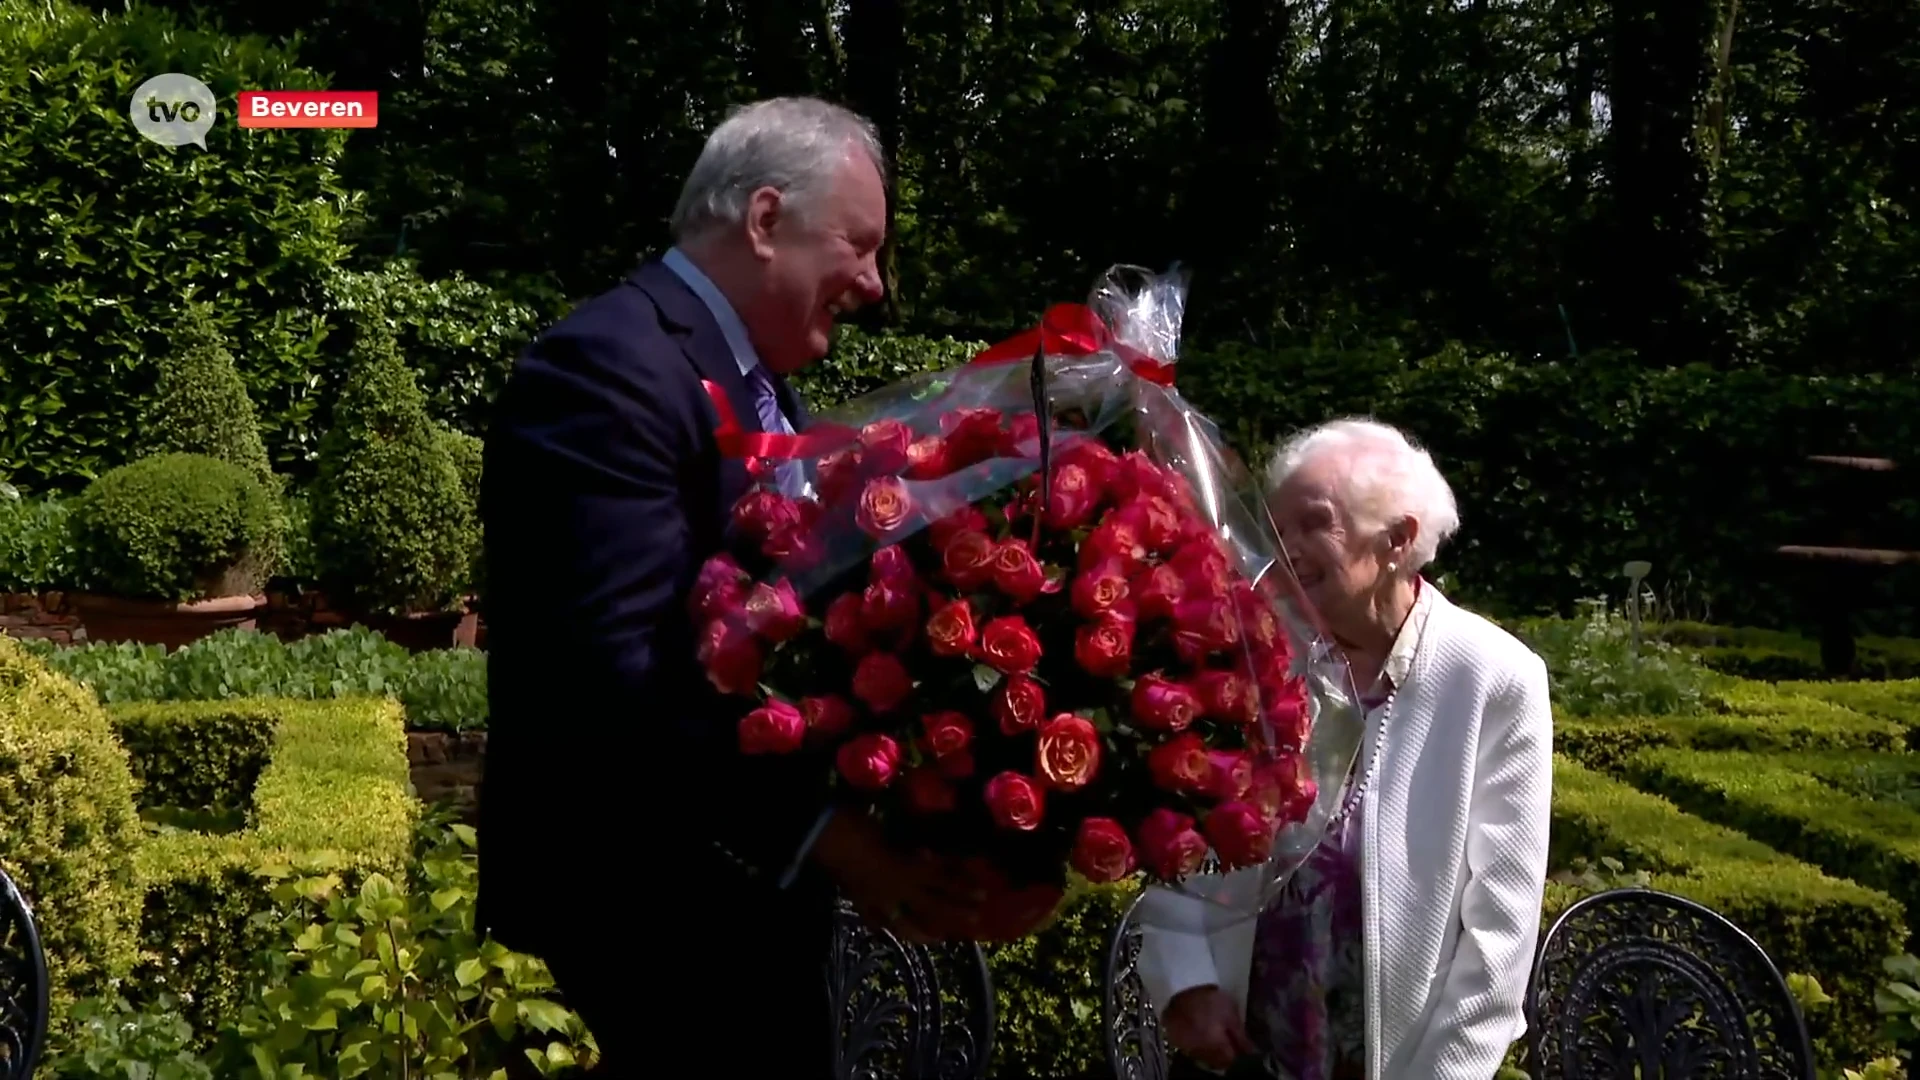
(129, 73, 217, 149)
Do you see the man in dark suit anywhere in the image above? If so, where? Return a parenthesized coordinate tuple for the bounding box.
(477, 98, 983, 1075)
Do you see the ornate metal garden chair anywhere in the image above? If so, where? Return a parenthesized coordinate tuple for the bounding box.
(1524, 888, 1817, 1079)
(1102, 891, 1172, 1080)
(0, 865, 48, 1079)
(828, 896, 996, 1080)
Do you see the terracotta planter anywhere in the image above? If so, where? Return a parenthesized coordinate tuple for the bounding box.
(74, 593, 266, 650)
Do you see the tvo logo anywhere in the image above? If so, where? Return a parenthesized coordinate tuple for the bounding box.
(129, 74, 217, 149)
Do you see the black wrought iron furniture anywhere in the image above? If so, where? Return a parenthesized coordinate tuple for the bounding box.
(1103, 891, 1172, 1080)
(828, 896, 996, 1080)
(0, 864, 48, 1080)
(1525, 887, 1816, 1080)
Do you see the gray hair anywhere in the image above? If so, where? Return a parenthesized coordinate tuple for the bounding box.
(1267, 418, 1462, 572)
(669, 97, 887, 242)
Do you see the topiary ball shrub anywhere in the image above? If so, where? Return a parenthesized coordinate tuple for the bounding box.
(143, 303, 279, 496)
(0, 634, 144, 1018)
(70, 453, 282, 602)
(310, 322, 475, 615)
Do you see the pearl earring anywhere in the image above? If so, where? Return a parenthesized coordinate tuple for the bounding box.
(1387, 561, 1398, 573)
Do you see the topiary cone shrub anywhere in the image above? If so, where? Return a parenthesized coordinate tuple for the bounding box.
(143, 303, 279, 497)
(0, 634, 144, 1027)
(310, 319, 476, 648)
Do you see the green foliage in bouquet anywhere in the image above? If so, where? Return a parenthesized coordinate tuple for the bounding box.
(69, 453, 282, 602)
(221, 817, 597, 1078)
(144, 303, 279, 496)
(311, 319, 477, 614)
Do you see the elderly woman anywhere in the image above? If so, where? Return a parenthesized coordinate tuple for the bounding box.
(1137, 418, 1553, 1080)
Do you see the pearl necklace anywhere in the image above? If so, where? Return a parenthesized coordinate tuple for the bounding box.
(1332, 687, 1395, 825)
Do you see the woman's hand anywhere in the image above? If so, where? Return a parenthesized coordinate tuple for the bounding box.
(1163, 985, 1258, 1071)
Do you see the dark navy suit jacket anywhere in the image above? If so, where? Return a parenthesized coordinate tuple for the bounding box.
(476, 259, 826, 957)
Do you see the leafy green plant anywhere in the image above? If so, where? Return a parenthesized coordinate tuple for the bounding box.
(69, 453, 283, 602)
(437, 426, 485, 594)
(221, 818, 596, 1078)
(144, 303, 279, 496)
(1552, 855, 1654, 895)
(48, 994, 214, 1080)
(0, 493, 79, 592)
(1513, 599, 1709, 717)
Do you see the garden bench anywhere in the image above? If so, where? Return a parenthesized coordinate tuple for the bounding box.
(0, 865, 48, 1079)
(1776, 454, 1920, 676)
(1100, 887, 1814, 1080)
(829, 895, 996, 1080)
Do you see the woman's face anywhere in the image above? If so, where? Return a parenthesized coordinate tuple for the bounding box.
(1267, 454, 1389, 630)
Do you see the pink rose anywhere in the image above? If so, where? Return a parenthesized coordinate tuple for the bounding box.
(1137, 808, 1208, 881)
(904, 435, 955, 481)
(1133, 563, 1186, 621)
(1056, 438, 1120, 491)
(1262, 677, 1311, 750)
(1195, 670, 1257, 725)
(1172, 599, 1241, 663)
(1079, 514, 1148, 575)
(1116, 495, 1182, 554)
(824, 592, 870, 655)
(698, 618, 762, 696)
(858, 419, 915, 475)
(837, 733, 902, 791)
(1071, 559, 1130, 620)
(984, 771, 1046, 831)
(1206, 750, 1255, 800)
(870, 544, 917, 585)
(690, 554, 749, 622)
(1043, 463, 1100, 531)
(939, 407, 1005, 467)
(731, 489, 803, 546)
(742, 579, 806, 643)
(855, 477, 916, 539)
(1070, 817, 1137, 883)
(1035, 713, 1101, 792)
(1003, 413, 1042, 457)
(1147, 732, 1213, 795)
(1130, 673, 1201, 732)
(800, 694, 854, 740)
(852, 652, 915, 714)
(1206, 801, 1277, 870)
(738, 699, 806, 755)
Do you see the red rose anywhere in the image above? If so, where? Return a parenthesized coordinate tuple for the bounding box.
(1195, 670, 1257, 725)
(1074, 616, 1134, 678)
(1130, 673, 1201, 732)
(858, 419, 915, 475)
(1057, 438, 1120, 491)
(1071, 817, 1138, 883)
(1035, 713, 1102, 792)
(940, 528, 997, 591)
(940, 407, 1005, 466)
(1112, 451, 1176, 503)
(1172, 539, 1233, 600)
(921, 710, 974, 760)
(1172, 599, 1241, 663)
(1070, 559, 1130, 619)
(1080, 515, 1148, 575)
(978, 616, 1042, 675)
(928, 505, 990, 550)
(1137, 808, 1209, 881)
(992, 675, 1047, 735)
(1116, 495, 1182, 554)
(1206, 750, 1255, 800)
(905, 435, 955, 480)
(1249, 755, 1318, 825)
(925, 596, 978, 658)
(1263, 677, 1311, 750)
(1147, 732, 1213, 795)
(903, 767, 957, 813)
(742, 579, 806, 643)
(824, 593, 869, 655)
(1233, 584, 1281, 652)
(764, 523, 827, 573)
(731, 489, 804, 545)
(1206, 801, 1277, 870)
(691, 554, 749, 622)
(1003, 412, 1043, 457)
(1043, 463, 1100, 531)
(698, 618, 762, 696)
(1133, 563, 1186, 621)
(837, 733, 902, 791)
(861, 578, 922, 638)
(738, 700, 806, 755)
(855, 477, 917, 539)
(800, 694, 855, 740)
(991, 540, 1047, 603)
(852, 652, 914, 714)
(984, 771, 1046, 831)
(816, 447, 865, 507)
(870, 544, 916, 585)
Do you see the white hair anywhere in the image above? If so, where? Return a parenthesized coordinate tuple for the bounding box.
(669, 97, 886, 242)
(1267, 417, 1462, 572)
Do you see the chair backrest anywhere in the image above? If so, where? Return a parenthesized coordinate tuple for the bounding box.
(0, 866, 48, 1080)
(828, 897, 996, 1080)
(1526, 887, 1816, 1080)
(1103, 891, 1171, 1080)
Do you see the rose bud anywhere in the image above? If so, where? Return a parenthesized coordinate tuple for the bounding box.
(1130, 673, 1201, 732)
(1172, 599, 1241, 663)
(1195, 670, 1257, 725)
(984, 771, 1046, 831)
(939, 407, 1005, 467)
(730, 488, 803, 545)
(1035, 713, 1102, 792)
(1043, 463, 1100, 531)
(1003, 412, 1043, 457)
(904, 435, 955, 481)
(1137, 808, 1209, 881)
(738, 700, 806, 755)
(1147, 732, 1214, 795)
(903, 767, 957, 813)
(1079, 514, 1148, 575)
(1070, 559, 1130, 619)
(1207, 801, 1278, 870)
(921, 710, 974, 760)
(742, 579, 807, 643)
(858, 418, 915, 475)
(824, 592, 870, 655)
(928, 505, 990, 550)
(836, 733, 902, 791)
(854, 476, 917, 539)
(940, 528, 998, 591)
(991, 540, 1047, 603)
(1117, 495, 1183, 554)
(978, 616, 1043, 675)
(1207, 750, 1255, 800)
(691, 554, 749, 621)
(1074, 616, 1134, 679)
(936, 749, 976, 779)
(992, 675, 1047, 735)
(861, 577, 922, 638)
(816, 446, 865, 506)
(800, 694, 855, 740)
(1070, 817, 1138, 884)
(925, 596, 978, 658)
(698, 618, 763, 696)
(852, 652, 915, 714)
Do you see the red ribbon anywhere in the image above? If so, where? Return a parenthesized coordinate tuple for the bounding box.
(702, 380, 858, 474)
(968, 302, 1176, 386)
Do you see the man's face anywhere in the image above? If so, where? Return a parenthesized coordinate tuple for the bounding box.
(745, 148, 888, 374)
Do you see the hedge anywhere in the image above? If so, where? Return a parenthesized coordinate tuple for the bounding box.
(1554, 679, 1907, 773)
(1548, 755, 1904, 1067)
(120, 697, 416, 1035)
(1775, 680, 1920, 743)
(1657, 623, 1920, 683)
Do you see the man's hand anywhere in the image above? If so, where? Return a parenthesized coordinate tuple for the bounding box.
(1163, 985, 1258, 1071)
(810, 812, 986, 943)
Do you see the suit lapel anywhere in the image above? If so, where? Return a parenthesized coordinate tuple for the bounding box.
(628, 260, 761, 504)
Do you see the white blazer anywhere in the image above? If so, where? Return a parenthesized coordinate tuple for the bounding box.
(1136, 587, 1553, 1079)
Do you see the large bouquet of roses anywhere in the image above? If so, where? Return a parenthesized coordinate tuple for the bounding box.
(693, 267, 1362, 939)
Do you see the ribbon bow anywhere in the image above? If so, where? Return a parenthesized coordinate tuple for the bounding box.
(700, 380, 856, 475)
(968, 302, 1176, 386)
